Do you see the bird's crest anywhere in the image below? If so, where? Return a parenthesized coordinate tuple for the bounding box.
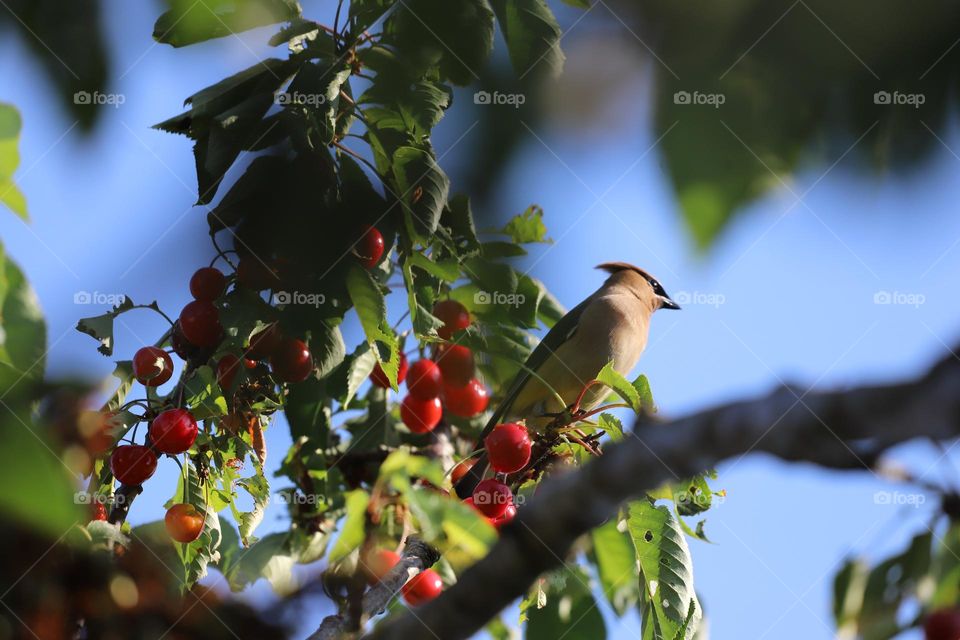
(596, 262, 654, 280)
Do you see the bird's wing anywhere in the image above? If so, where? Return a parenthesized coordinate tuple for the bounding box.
(454, 295, 592, 498)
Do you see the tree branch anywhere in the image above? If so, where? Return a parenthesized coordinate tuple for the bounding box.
(309, 537, 440, 640)
(365, 345, 960, 639)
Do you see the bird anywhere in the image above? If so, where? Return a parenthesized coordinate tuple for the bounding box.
(454, 262, 679, 498)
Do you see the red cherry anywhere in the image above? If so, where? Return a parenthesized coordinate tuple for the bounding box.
(472, 479, 512, 519)
(237, 257, 280, 291)
(402, 568, 443, 606)
(110, 445, 158, 485)
(270, 337, 314, 382)
(171, 322, 215, 363)
(356, 225, 385, 269)
(443, 378, 489, 417)
(363, 548, 401, 585)
(484, 422, 532, 474)
(133, 346, 174, 387)
(450, 458, 477, 485)
(407, 359, 442, 400)
(91, 502, 108, 522)
(433, 300, 470, 340)
(217, 354, 256, 390)
(490, 503, 517, 530)
(189, 267, 226, 301)
(370, 352, 409, 389)
(179, 300, 222, 348)
(400, 395, 442, 434)
(925, 609, 960, 640)
(435, 344, 474, 387)
(164, 503, 204, 543)
(148, 408, 198, 454)
(246, 324, 282, 360)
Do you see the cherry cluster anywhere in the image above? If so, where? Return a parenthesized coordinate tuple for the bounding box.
(369, 300, 489, 433)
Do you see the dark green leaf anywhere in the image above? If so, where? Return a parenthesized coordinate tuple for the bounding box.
(490, 0, 564, 79)
(591, 517, 640, 615)
(76, 296, 146, 357)
(526, 565, 607, 640)
(345, 265, 400, 387)
(154, 0, 301, 47)
(0, 242, 45, 387)
(392, 145, 450, 239)
(182, 365, 228, 419)
(285, 376, 332, 442)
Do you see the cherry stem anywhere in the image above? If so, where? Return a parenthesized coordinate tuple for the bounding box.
(211, 233, 238, 270)
(571, 379, 601, 415)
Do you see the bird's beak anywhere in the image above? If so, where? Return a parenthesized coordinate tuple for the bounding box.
(659, 296, 681, 310)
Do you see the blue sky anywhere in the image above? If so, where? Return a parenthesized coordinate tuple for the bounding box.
(2, 1, 960, 638)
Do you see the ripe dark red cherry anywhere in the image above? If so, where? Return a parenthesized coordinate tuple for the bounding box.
(473, 479, 512, 519)
(370, 352, 409, 389)
(189, 267, 226, 301)
(148, 408, 198, 454)
(356, 224, 385, 269)
(216, 354, 255, 390)
(133, 346, 174, 387)
(164, 503, 204, 543)
(178, 300, 222, 348)
(270, 337, 314, 383)
(363, 548, 401, 585)
(401, 568, 443, 606)
(171, 322, 215, 363)
(400, 394, 442, 433)
(110, 445, 158, 485)
(443, 378, 489, 417)
(246, 324, 282, 360)
(91, 502, 108, 522)
(406, 359, 442, 400)
(435, 344, 475, 387)
(925, 609, 960, 640)
(490, 503, 517, 530)
(433, 300, 470, 340)
(237, 257, 280, 291)
(485, 422, 532, 474)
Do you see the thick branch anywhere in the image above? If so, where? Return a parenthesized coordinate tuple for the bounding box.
(309, 537, 440, 640)
(366, 345, 960, 639)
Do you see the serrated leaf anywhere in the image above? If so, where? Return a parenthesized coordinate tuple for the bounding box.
(596, 361, 643, 414)
(633, 374, 656, 413)
(236, 471, 270, 545)
(154, 0, 301, 47)
(328, 489, 370, 562)
(392, 145, 450, 239)
(628, 501, 701, 640)
(491, 0, 564, 79)
(674, 474, 713, 517)
(222, 531, 298, 594)
(169, 462, 223, 588)
(182, 365, 228, 419)
(0, 104, 27, 221)
(597, 413, 624, 442)
(407, 252, 460, 282)
(500, 205, 550, 244)
(311, 322, 346, 378)
(75, 297, 157, 357)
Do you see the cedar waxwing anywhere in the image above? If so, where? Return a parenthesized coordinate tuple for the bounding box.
(454, 262, 679, 497)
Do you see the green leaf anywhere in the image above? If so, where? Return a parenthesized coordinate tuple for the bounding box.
(597, 413, 624, 442)
(855, 531, 932, 639)
(169, 462, 223, 588)
(311, 322, 346, 378)
(285, 376, 332, 442)
(75, 297, 160, 357)
(407, 252, 460, 282)
(104, 361, 136, 412)
(154, 0, 301, 47)
(392, 145, 450, 239)
(345, 264, 400, 387)
(633, 374, 656, 413)
(0, 104, 27, 221)
(500, 205, 550, 244)
(284, 60, 352, 146)
(526, 566, 607, 640)
(673, 474, 714, 517)
(182, 365, 228, 420)
(490, 0, 564, 79)
(0, 242, 46, 389)
(596, 362, 643, 414)
(236, 470, 270, 545)
(559, 0, 590, 6)
(628, 501, 701, 640)
(350, 0, 398, 32)
(361, 80, 452, 139)
(591, 517, 640, 616)
(328, 489, 370, 563)
(221, 531, 298, 594)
